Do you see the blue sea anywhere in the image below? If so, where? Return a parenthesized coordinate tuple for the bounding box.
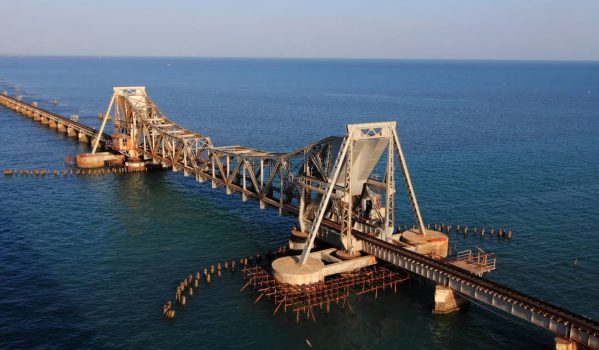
(0, 57, 598, 349)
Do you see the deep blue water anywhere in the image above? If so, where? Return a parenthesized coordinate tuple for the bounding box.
(0, 57, 598, 349)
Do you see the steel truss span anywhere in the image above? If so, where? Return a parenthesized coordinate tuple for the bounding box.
(93, 87, 426, 261)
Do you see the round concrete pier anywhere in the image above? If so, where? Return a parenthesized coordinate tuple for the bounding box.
(272, 255, 325, 285)
(400, 228, 449, 257)
(334, 249, 362, 260)
(288, 229, 308, 251)
(125, 160, 145, 172)
(76, 153, 105, 168)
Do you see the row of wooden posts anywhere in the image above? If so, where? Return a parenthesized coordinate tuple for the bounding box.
(164, 245, 290, 320)
(398, 223, 513, 239)
(3, 167, 144, 177)
(162, 255, 272, 319)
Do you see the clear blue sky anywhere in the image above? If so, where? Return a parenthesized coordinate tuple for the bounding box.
(1, 0, 598, 60)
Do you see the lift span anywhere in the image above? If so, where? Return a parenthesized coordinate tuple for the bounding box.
(1, 87, 597, 350)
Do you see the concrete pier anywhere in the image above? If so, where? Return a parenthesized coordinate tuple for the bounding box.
(555, 337, 578, 350)
(400, 228, 449, 257)
(78, 133, 88, 143)
(433, 284, 468, 314)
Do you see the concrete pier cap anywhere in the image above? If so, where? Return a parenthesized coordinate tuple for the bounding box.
(76, 152, 120, 169)
(272, 256, 325, 285)
(400, 228, 449, 258)
(272, 248, 377, 285)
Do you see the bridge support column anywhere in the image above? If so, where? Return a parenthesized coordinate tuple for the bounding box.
(57, 124, 66, 133)
(196, 174, 204, 183)
(226, 186, 233, 195)
(211, 179, 217, 189)
(67, 127, 76, 137)
(555, 337, 577, 350)
(433, 285, 467, 314)
(78, 132, 88, 144)
(41, 116, 49, 125)
(259, 200, 265, 209)
(33, 113, 41, 121)
(48, 120, 57, 129)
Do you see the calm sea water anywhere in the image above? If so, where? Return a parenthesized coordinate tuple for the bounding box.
(0, 57, 598, 349)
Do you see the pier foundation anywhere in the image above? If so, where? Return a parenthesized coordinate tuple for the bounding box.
(78, 133, 88, 143)
(433, 284, 467, 314)
(555, 337, 577, 350)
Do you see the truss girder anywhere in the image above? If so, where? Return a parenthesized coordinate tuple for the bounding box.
(94, 87, 426, 264)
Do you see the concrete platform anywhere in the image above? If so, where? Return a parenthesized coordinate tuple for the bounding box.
(272, 255, 325, 285)
(76, 152, 121, 169)
(272, 248, 377, 285)
(400, 228, 448, 257)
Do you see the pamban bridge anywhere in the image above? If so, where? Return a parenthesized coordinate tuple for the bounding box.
(1, 87, 597, 350)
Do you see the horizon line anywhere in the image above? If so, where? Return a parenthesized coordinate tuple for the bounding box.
(1, 53, 598, 64)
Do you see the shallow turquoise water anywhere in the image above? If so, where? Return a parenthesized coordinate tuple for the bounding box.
(0, 57, 598, 349)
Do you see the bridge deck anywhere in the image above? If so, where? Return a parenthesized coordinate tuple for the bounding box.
(354, 230, 599, 349)
(0, 93, 111, 144)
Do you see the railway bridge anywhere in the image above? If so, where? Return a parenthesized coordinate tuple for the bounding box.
(1, 87, 597, 350)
